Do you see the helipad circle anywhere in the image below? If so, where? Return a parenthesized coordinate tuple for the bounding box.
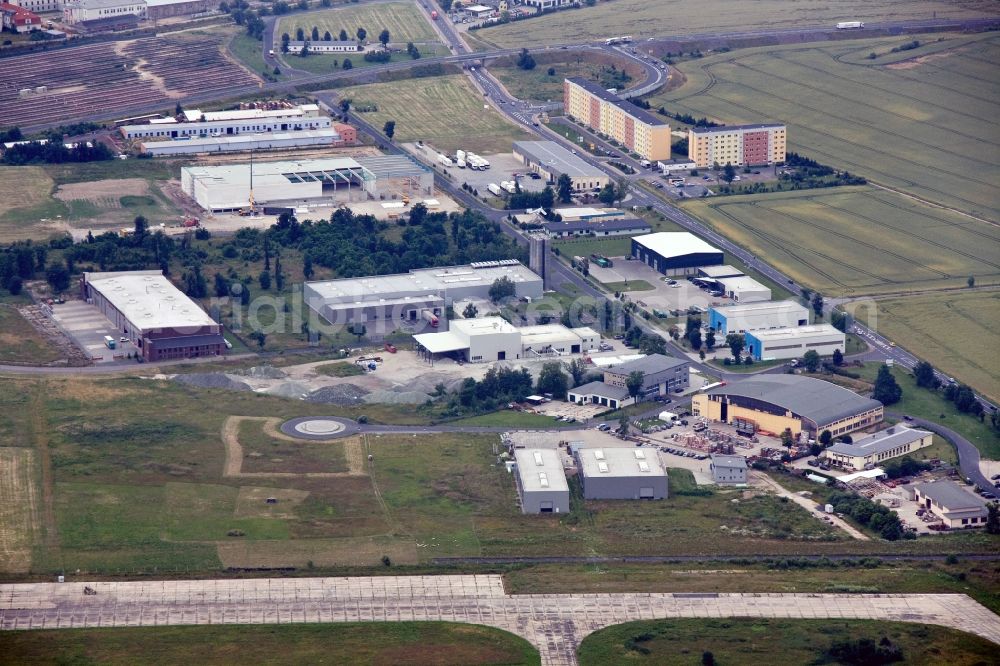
(294, 419, 345, 436)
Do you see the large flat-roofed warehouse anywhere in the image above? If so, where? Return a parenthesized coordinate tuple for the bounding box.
(542, 216, 650, 238)
(120, 104, 328, 140)
(304, 260, 542, 331)
(563, 77, 672, 161)
(81, 270, 225, 362)
(181, 158, 376, 211)
(709, 301, 809, 335)
(692, 375, 883, 438)
(513, 141, 610, 192)
(631, 232, 724, 276)
(574, 447, 668, 500)
(514, 449, 570, 514)
(824, 425, 934, 471)
(140, 129, 347, 156)
(414, 317, 599, 363)
(744, 323, 845, 361)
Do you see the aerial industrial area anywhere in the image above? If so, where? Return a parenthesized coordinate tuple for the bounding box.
(0, 0, 999, 663)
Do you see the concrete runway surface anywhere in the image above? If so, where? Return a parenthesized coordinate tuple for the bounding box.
(2, 575, 1000, 665)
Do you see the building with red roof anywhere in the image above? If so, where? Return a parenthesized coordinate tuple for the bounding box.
(1, 2, 41, 33)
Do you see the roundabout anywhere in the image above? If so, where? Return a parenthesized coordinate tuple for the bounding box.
(279, 416, 361, 440)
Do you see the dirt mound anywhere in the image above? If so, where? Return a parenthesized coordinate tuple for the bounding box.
(363, 389, 433, 405)
(307, 384, 369, 405)
(174, 373, 252, 392)
(264, 381, 313, 399)
(232, 365, 288, 380)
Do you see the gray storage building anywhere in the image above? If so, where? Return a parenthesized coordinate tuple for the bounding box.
(514, 449, 570, 514)
(603, 353, 690, 398)
(710, 454, 748, 484)
(513, 141, 610, 192)
(574, 447, 668, 500)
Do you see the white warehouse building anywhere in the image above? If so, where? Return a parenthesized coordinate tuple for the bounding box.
(715, 275, 771, 303)
(304, 261, 543, 334)
(514, 449, 570, 514)
(140, 129, 344, 156)
(709, 301, 810, 336)
(414, 316, 599, 363)
(744, 324, 845, 361)
(120, 104, 329, 140)
(181, 157, 376, 211)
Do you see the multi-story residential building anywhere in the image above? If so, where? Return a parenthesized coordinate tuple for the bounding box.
(563, 77, 671, 161)
(688, 123, 786, 168)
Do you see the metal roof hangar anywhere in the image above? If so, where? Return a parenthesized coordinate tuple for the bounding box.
(692, 375, 883, 438)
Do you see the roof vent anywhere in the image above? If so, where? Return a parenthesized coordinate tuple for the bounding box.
(597, 462, 609, 473)
(634, 450, 645, 460)
(533, 451, 544, 466)
(593, 450, 605, 460)
(638, 461, 650, 473)
(538, 472, 549, 488)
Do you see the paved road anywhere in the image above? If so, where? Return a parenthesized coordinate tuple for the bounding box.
(893, 412, 993, 494)
(2, 575, 998, 665)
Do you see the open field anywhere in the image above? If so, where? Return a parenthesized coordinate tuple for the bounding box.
(0, 30, 259, 130)
(0, 167, 58, 242)
(0, 448, 38, 573)
(228, 32, 278, 80)
(337, 75, 532, 153)
(279, 2, 439, 46)
(851, 363, 1000, 459)
(0, 622, 540, 666)
(0, 305, 64, 365)
(682, 187, 1000, 296)
(491, 50, 646, 102)
(578, 618, 999, 665)
(654, 33, 1000, 221)
(473, 0, 999, 48)
(868, 290, 1000, 404)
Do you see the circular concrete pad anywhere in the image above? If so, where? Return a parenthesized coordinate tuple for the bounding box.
(280, 416, 360, 440)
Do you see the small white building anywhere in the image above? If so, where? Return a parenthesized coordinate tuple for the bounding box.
(514, 449, 570, 514)
(709, 454, 748, 484)
(464, 3, 493, 18)
(744, 324, 845, 361)
(709, 300, 810, 336)
(574, 447, 668, 500)
(658, 158, 697, 174)
(285, 40, 360, 53)
(63, 0, 146, 23)
(140, 129, 344, 156)
(567, 380, 632, 410)
(716, 275, 771, 303)
(414, 317, 596, 363)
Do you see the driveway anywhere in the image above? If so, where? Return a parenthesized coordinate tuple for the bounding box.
(3, 575, 998, 665)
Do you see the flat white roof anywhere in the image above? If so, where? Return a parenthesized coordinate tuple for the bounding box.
(306, 261, 539, 306)
(413, 331, 467, 353)
(590, 354, 646, 368)
(183, 156, 372, 190)
(465, 3, 492, 10)
(718, 275, 770, 292)
(143, 129, 340, 151)
(519, 324, 581, 347)
(85, 271, 216, 331)
(576, 446, 666, 479)
(182, 104, 318, 122)
(632, 232, 721, 259)
(515, 449, 569, 493)
(452, 316, 519, 336)
(711, 300, 807, 317)
(747, 324, 843, 341)
(700, 265, 744, 278)
(839, 468, 886, 483)
(551, 207, 620, 219)
(572, 326, 599, 338)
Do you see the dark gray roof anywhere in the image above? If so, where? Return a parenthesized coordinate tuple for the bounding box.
(689, 123, 785, 134)
(569, 380, 630, 400)
(913, 480, 988, 513)
(827, 426, 932, 458)
(703, 375, 882, 427)
(542, 217, 650, 234)
(710, 454, 747, 469)
(566, 77, 668, 127)
(607, 353, 687, 376)
(513, 141, 607, 179)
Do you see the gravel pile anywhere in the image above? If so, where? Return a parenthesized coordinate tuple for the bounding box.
(264, 381, 313, 399)
(174, 373, 252, 392)
(306, 383, 369, 405)
(363, 389, 433, 405)
(233, 365, 288, 380)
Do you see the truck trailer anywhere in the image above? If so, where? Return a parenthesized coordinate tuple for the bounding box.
(487, 183, 503, 196)
(836, 21, 864, 28)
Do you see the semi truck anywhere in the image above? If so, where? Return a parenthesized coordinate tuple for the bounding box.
(455, 149, 467, 168)
(500, 180, 517, 194)
(836, 21, 864, 29)
(438, 153, 454, 166)
(421, 309, 440, 327)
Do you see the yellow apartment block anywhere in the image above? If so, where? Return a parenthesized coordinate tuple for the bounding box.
(688, 123, 786, 168)
(564, 77, 671, 161)
(691, 375, 883, 438)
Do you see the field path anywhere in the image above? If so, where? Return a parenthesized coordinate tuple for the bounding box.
(751, 472, 870, 541)
(0, 449, 40, 573)
(29, 389, 58, 551)
(221, 416, 365, 478)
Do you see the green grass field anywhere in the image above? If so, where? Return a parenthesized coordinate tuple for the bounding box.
(867, 290, 999, 404)
(0, 622, 540, 666)
(228, 32, 278, 79)
(553, 236, 633, 260)
(0, 305, 63, 365)
(578, 618, 999, 666)
(280, 43, 450, 75)
(473, 0, 998, 48)
(604, 280, 654, 292)
(338, 75, 532, 153)
(654, 33, 1000, 221)
(682, 187, 1000, 297)
(851, 363, 1000, 459)
(279, 2, 439, 46)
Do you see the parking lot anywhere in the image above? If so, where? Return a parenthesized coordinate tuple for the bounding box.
(588, 259, 728, 314)
(446, 152, 549, 196)
(48, 300, 127, 364)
